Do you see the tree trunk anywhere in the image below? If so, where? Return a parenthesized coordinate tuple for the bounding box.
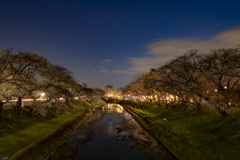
(171, 103, 176, 108)
(55, 98, 59, 106)
(0, 101, 3, 116)
(65, 98, 69, 104)
(29, 98, 37, 113)
(216, 107, 227, 117)
(165, 103, 169, 108)
(16, 96, 22, 109)
(196, 103, 201, 112)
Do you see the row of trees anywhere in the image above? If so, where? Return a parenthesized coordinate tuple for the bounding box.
(121, 47, 240, 115)
(0, 48, 106, 116)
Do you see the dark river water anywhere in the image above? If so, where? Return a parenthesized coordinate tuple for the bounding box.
(49, 104, 177, 160)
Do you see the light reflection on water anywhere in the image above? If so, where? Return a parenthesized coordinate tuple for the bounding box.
(107, 103, 123, 114)
(48, 104, 177, 160)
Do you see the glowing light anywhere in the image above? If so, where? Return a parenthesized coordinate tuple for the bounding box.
(207, 91, 209, 93)
(224, 86, 227, 89)
(215, 89, 217, 92)
(229, 102, 231, 106)
(41, 93, 45, 97)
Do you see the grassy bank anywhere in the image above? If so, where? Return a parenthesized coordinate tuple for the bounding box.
(0, 101, 87, 158)
(86, 99, 106, 106)
(118, 100, 240, 160)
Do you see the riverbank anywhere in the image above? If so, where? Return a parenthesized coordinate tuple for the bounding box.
(116, 100, 240, 160)
(0, 100, 105, 159)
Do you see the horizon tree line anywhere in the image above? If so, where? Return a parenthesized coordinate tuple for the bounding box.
(0, 48, 106, 116)
(121, 47, 240, 116)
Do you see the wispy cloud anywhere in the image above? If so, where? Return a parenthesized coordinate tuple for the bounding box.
(103, 59, 112, 63)
(113, 28, 240, 74)
(91, 60, 113, 72)
(91, 65, 108, 73)
(98, 65, 108, 72)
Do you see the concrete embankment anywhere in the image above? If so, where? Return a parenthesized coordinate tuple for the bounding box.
(9, 111, 93, 160)
(121, 104, 210, 160)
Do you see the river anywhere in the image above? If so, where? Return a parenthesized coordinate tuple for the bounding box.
(48, 104, 177, 160)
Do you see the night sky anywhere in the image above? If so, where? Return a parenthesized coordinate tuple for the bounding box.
(1, 0, 240, 89)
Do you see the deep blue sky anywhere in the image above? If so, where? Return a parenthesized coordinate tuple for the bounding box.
(1, 0, 240, 89)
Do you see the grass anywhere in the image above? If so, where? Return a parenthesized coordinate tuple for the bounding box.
(0, 100, 86, 158)
(87, 99, 106, 106)
(0, 108, 45, 137)
(47, 101, 85, 115)
(120, 100, 240, 160)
